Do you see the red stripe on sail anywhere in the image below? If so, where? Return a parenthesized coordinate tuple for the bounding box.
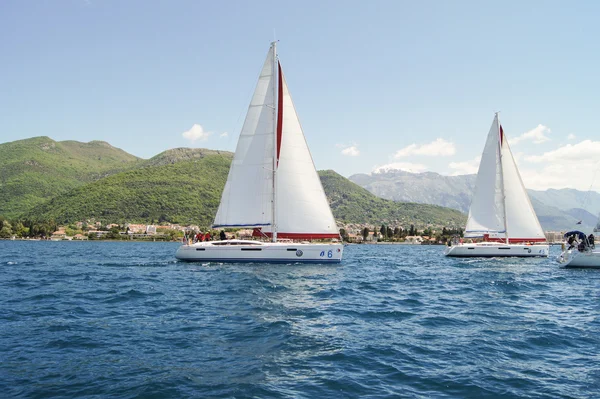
(253, 229, 339, 240)
(276, 62, 284, 166)
(499, 125, 504, 145)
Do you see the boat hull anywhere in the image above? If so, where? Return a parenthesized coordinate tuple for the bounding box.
(557, 249, 600, 268)
(445, 243, 549, 257)
(175, 240, 343, 263)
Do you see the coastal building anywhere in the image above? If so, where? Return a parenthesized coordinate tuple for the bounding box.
(404, 236, 423, 244)
(51, 231, 67, 241)
(545, 231, 565, 244)
(126, 224, 146, 234)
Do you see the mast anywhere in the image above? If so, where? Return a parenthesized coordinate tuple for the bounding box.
(271, 41, 278, 243)
(497, 112, 509, 244)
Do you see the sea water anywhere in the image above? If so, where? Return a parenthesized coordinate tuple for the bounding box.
(1, 241, 598, 398)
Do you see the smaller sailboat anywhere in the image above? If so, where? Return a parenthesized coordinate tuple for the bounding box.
(445, 113, 549, 257)
(557, 229, 600, 268)
(175, 42, 343, 263)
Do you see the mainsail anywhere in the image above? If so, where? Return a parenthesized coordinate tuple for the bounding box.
(465, 114, 545, 242)
(214, 43, 339, 240)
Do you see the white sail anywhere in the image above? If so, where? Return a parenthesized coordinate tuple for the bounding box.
(264, 66, 339, 238)
(465, 115, 506, 239)
(213, 47, 276, 228)
(501, 135, 546, 240)
(465, 114, 545, 242)
(176, 43, 343, 264)
(214, 43, 338, 239)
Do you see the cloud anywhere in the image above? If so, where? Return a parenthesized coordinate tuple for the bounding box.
(341, 146, 360, 156)
(447, 156, 481, 176)
(337, 143, 360, 156)
(394, 138, 456, 158)
(509, 124, 551, 145)
(220, 132, 229, 138)
(513, 139, 600, 190)
(182, 124, 211, 142)
(524, 140, 600, 163)
(567, 133, 576, 140)
(372, 162, 428, 174)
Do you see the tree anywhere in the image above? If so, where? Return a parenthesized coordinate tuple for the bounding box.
(380, 224, 386, 238)
(339, 228, 348, 242)
(409, 224, 415, 236)
(0, 221, 12, 238)
(362, 227, 369, 241)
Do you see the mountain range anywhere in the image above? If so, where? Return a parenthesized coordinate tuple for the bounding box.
(349, 169, 600, 231)
(4, 136, 595, 232)
(0, 137, 465, 230)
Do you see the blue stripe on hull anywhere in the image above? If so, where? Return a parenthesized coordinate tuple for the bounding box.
(176, 257, 341, 264)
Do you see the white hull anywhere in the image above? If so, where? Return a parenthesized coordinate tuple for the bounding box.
(175, 240, 343, 263)
(557, 249, 600, 268)
(445, 243, 549, 257)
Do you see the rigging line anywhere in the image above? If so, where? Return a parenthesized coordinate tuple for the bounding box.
(576, 159, 600, 225)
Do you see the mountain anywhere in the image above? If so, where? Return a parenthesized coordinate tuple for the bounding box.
(24, 165, 466, 229)
(349, 170, 475, 212)
(1, 136, 466, 228)
(348, 169, 600, 231)
(528, 189, 600, 217)
(319, 170, 466, 228)
(0, 136, 142, 218)
(27, 155, 233, 226)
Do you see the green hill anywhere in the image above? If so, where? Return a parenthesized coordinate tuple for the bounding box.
(26, 161, 466, 229)
(1, 136, 466, 228)
(0, 136, 142, 218)
(319, 170, 466, 228)
(26, 154, 232, 226)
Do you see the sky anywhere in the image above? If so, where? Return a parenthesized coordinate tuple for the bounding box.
(2, 0, 600, 191)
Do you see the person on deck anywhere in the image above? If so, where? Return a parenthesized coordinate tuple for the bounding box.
(220, 230, 226, 241)
(567, 235, 576, 250)
(204, 232, 211, 242)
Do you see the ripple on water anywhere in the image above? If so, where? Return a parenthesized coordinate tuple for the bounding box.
(0, 241, 599, 398)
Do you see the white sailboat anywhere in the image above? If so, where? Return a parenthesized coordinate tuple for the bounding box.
(557, 229, 600, 268)
(176, 42, 343, 263)
(445, 113, 549, 257)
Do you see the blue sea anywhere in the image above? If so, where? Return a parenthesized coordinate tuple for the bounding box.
(1, 241, 599, 398)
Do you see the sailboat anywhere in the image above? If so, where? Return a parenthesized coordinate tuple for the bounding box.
(175, 42, 343, 263)
(445, 113, 549, 257)
(557, 228, 600, 268)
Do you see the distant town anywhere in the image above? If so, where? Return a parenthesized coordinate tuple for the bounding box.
(0, 218, 568, 245)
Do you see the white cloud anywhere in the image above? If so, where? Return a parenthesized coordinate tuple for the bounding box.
(394, 138, 456, 158)
(220, 132, 229, 138)
(513, 139, 600, 190)
(567, 133, 576, 140)
(337, 143, 360, 156)
(447, 156, 481, 176)
(341, 146, 360, 156)
(524, 140, 600, 163)
(182, 124, 212, 142)
(372, 162, 428, 174)
(509, 124, 551, 145)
